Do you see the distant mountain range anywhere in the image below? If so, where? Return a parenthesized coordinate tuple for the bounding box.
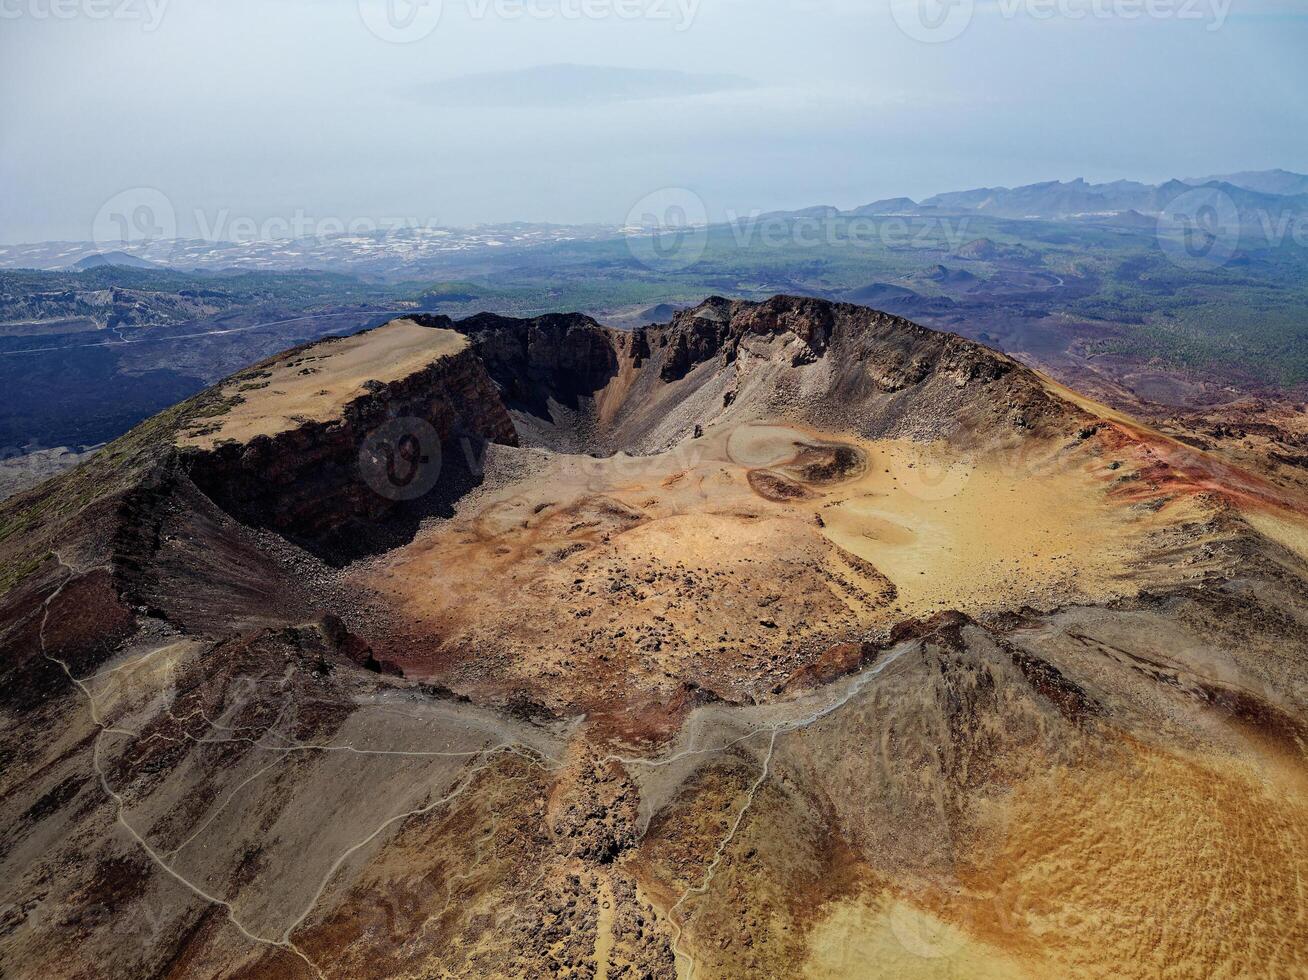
(0, 224, 619, 276)
(745, 170, 1308, 224)
(1, 170, 1303, 274)
(1184, 168, 1308, 197)
(70, 250, 158, 270)
(914, 174, 1308, 221)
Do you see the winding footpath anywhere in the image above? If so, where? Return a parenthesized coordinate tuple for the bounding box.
(606, 635, 923, 978)
(37, 550, 926, 978)
(36, 553, 548, 978)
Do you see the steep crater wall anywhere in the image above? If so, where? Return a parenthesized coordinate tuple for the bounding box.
(96, 296, 1088, 569)
(180, 344, 517, 556)
(443, 296, 1086, 457)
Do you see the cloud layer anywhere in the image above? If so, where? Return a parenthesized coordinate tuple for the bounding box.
(412, 63, 754, 108)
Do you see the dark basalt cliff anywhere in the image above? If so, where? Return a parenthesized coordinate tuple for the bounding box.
(449, 312, 622, 415)
(180, 343, 517, 552)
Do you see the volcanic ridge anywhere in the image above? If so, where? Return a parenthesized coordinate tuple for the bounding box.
(1, 296, 1305, 979)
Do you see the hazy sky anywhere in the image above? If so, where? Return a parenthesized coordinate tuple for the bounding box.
(2, 0, 1306, 243)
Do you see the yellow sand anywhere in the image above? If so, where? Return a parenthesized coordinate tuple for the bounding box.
(811, 437, 1202, 618)
(358, 421, 1221, 714)
(964, 744, 1308, 979)
(177, 319, 466, 448)
(1243, 507, 1308, 565)
(804, 898, 1030, 980)
(802, 743, 1308, 980)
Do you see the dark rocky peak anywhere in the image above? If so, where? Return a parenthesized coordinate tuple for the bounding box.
(448, 310, 622, 416)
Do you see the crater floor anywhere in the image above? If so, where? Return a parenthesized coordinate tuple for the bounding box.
(351, 419, 1228, 737)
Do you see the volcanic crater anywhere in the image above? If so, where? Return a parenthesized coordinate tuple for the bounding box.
(1, 296, 1305, 979)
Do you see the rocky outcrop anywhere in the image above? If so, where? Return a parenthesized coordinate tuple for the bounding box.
(449, 311, 621, 415)
(180, 344, 516, 550)
(422, 295, 1090, 456)
(642, 295, 1087, 441)
(657, 298, 738, 382)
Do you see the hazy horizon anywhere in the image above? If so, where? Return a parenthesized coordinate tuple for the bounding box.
(3, 0, 1306, 244)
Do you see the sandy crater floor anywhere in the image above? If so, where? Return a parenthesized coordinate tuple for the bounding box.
(352, 421, 1224, 731)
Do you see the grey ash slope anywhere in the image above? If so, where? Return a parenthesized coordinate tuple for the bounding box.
(442, 294, 1086, 455)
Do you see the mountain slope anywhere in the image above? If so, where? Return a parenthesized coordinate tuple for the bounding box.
(1, 297, 1305, 979)
(1187, 168, 1308, 196)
